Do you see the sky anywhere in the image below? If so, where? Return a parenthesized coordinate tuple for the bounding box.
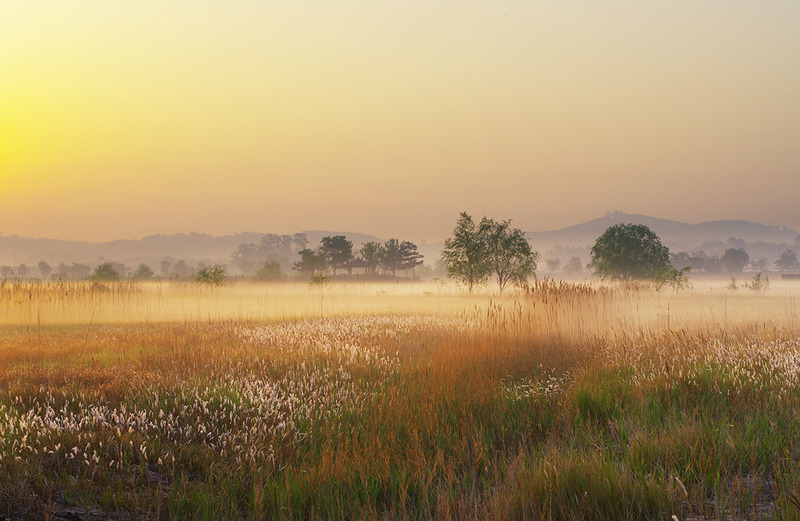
(2, 1, 799, 242)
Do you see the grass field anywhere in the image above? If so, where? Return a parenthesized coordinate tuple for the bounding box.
(2, 279, 800, 520)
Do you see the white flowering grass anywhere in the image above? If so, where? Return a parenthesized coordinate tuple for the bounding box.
(2, 280, 800, 520)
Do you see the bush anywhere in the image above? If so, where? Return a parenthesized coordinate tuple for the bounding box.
(254, 260, 284, 281)
(653, 267, 691, 291)
(92, 263, 120, 282)
(131, 263, 155, 281)
(745, 272, 769, 291)
(195, 265, 226, 286)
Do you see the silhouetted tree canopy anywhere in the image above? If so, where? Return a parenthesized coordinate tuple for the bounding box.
(480, 218, 538, 292)
(255, 260, 285, 281)
(776, 249, 800, 272)
(195, 264, 226, 285)
(293, 249, 327, 277)
(442, 212, 491, 292)
(93, 262, 120, 282)
(171, 259, 194, 280)
(720, 248, 750, 274)
(359, 241, 383, 275)
(590, 223, 671, 280)
(57, 263, 91, 280)
(381, 239, 403, 277)
(563, 257, 583, 275)
(399, 241, 424, 277)
(38, 261, 52, 279)
(231, 234, 308, 276)
(131, 263, 155, 281)
(320, 235, 354, 276)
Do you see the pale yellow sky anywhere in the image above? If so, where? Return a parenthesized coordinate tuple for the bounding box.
(2, 1, 799, 241)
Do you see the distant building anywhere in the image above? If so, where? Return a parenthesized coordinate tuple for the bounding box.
(346, 257, 371, 276)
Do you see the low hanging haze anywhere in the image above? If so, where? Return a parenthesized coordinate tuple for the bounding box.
(2, 1, 799, 242)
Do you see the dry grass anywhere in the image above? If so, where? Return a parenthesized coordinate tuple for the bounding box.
(2, 279, 800, 520)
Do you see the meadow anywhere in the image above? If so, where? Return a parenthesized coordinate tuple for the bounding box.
(1, 278, 800, 520)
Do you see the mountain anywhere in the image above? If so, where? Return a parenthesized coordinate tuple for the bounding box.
(0, 230, 383, 273)
(1, 212, 797, 275)
(528, 211, 800, 263)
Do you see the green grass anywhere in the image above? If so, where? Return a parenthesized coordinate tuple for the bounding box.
(2, 282, 800, 519)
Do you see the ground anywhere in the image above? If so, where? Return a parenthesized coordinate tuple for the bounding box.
(1, 279, 799, 520)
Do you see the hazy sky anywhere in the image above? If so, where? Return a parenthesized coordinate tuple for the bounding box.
(2, 1, 799, 241)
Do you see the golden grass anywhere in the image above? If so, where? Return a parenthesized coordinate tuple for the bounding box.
(2, 278, 800, 519)
(0, 280, 492, 326)
(1, 278, 798, 330)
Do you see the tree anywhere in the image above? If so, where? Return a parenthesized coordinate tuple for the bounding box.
(92, 262, 120, 282)
(231, 233, 307, 276)
(590, 223, 671, 280)
(399, 241, 424, 277)
(563, 257, 583, 275)
(382, 239, 403, 277)
(360, 241, 384, 275)
(775, 249, 800, 273)
(171, 259, 194, 280)
(38, 261, 52, 280)
(441, 212, 491, 292)
(720, 248, 750, 274)
(703, 254, 724, 275)
(57, 263, 91, 280)
(480, 218, 538, 292)
(750, 257, 769, 273)
(255, 260, 284, 281)
(195, 264, 226, 285)
(320, 235, 353, 276)
(160, 259, 172, 278)
(17, 264, 30, 279)
(654, 267, 691, 291)
(293, 249, 327, 277)
(671, 251, 708, 273)
(546, 258, 561, 272)
(131, 263, 155, 281)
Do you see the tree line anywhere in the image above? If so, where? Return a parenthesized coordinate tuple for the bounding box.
(292, 236, 424, 278)
(3, 214, 799, 286)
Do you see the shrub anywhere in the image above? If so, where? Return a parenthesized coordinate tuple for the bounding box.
(195, 265, 226, 286)
(92, 263, 120, 282)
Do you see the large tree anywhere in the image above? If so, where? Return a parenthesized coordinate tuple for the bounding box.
(563, 257, 584, 275)
(92, 262, 121, 282)
(720, 248, 750, 274)
(775, 249, 800, 273)
(320, 235, 354, 276)
(38, 261, 52, 280)
(381, 239, 403, 277)
(293, 249, 327, 277)
(480, 218, 538, 292)
(441, 212, 491, 292)
(255, 260, 285, 281)
(590, 223, 671, 280)
(399, 241, 424, 277)
(359, 241, 384, 275)
(131, 263, 155, 281)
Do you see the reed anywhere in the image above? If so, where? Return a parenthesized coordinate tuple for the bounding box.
(2, 279, 800, 519)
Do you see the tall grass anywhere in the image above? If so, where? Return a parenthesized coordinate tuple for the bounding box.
(1, 279, 800, 519)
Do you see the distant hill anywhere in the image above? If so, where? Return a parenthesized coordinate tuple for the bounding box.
(0, 230, 383, 273)
(528, 211, 800, 265)
(1, 212, 797, 275)
(0, 232, 266, 268)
